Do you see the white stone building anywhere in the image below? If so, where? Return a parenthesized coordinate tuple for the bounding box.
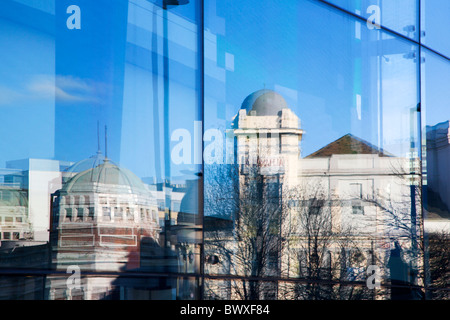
(205, 89, 424, 300)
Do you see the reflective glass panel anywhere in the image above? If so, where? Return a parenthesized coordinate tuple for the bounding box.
(0, 0, 202, 300)
(204, 0, 423, 300)
(323, 0, 420, 41)
(422, 49, 450, 300)
(421, 0, 450, 58)
(1, 0, 449, 302)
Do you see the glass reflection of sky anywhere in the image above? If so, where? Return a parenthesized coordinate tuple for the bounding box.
(0, 0, 202, 182)
(0, 0, 449, 180)
(205, 0, 424, 158)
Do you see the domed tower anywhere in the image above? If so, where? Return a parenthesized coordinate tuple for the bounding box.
(61, 149, 105, 185)
(232, 89, 303, 187)
(49, 158, 160, 299)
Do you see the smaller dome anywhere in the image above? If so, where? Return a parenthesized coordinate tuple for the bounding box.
(0, 187, 28, 207)
(241, 89, 288, 116)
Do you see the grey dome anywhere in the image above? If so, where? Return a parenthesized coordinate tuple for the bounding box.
(64, 151, 105, 174)
(61, 160, 149, 195)
(241, 89, 288, 116)
(0, 187, 28, 207)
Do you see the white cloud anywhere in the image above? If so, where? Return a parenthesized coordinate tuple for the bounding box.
(27, 74, 105, 103)
(0, 85, 23, 105)
(0, 74, 107, 106)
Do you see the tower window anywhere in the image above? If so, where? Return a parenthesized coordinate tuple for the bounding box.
(65, 208, 72, 222)
(76, 208, 84, 221)
(87, 207, 95, 221)
(115, 207, 123, 220)
(103, 207, 111, 221)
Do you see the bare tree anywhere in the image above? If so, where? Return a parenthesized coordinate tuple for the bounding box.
(204, 163, 290, 300)
(281, 182, 376, 300)
(427, 230, 450, 299)
(361, 157, 427, 299)
(204, 165, 377, 300)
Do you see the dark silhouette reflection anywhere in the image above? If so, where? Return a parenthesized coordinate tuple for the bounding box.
(168, 178, 203, 300)
(100, 177, 203, 300)
(388, 241, 423, 300)
(102, 237, 179, 300)
(0, 241, 51, 300)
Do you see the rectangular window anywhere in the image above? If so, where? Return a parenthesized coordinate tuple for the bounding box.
(88, 207, 95, 221)
(76, 208, 84, 221)
(103, 207, 111, 221)
(65, 208, 72, 222)
(114, 207, 123, 220)
(350, 183, 363, 199)
(352, 202, 364, 215)
(126, 207, 133, 221)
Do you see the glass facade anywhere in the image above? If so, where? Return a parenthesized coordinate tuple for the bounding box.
(0, 0, 448, 301)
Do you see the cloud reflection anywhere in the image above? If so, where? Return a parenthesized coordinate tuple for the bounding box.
(0, 74, 106, 106)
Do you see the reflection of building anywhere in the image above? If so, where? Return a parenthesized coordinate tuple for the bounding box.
(0, 150, 199, 299)
(233, 89, 303, 187)
(4, 159, 73, 241)
(48, 157, 161, 300)
(206, 89, 424, 300)
(234, 89, 415, 239)
(425, 121, 450, 233)
(302, 134, 406, 237)
(0, 186, 31, 242)
(0, 165, 55, 299)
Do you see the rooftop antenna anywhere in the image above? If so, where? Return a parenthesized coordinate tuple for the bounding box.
(97, 121, 102, 155)
(105, 125, 108, 161)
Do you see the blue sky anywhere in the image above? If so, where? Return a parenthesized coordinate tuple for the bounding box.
(0, 0, 449, 181)
(205, 0, 423, 158)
